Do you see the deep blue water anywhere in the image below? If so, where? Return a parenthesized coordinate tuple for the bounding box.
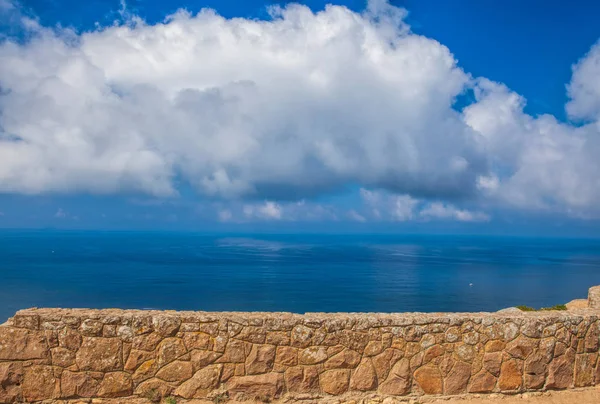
(1, 230, 600, 322)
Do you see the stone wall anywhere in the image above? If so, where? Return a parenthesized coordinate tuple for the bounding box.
(1, 290, 600, 403)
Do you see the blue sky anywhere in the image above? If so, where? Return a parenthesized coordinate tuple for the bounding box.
(1, 0, 600, 234)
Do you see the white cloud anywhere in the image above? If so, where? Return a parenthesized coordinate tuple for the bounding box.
(0, 0, 483, 201)
(359, 188, 489, 222)
(243, 201, 282, 221)
(217, 209, 232, 222)
(347, 210, 366, 222)
(0, 1, 599, 220)
(54, 208, 67, 218)
(420, 202, 490, 222)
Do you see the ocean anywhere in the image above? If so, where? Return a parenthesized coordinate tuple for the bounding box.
(1, 230, 600, 322)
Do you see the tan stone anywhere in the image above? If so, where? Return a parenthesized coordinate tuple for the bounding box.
(275, 346, 298, 366)
(22, 365, 60, 401)
(0, 328, 48, 360)
(524, 352, 547, 389)
(124, 349, 154, 371)
(485, 340, 506, 353)
(174, 364, 222, 399)
(132, 359, 158, 384)
(378, 358, 410, 396)
(132, 332, 162, 352)
(364, 340, 384, 356)
(506, 336, 537, 360)
(216, 339, 246, 363)
(182, 332, 211, 351)
(245, 344, 276, 374)
(566, 299, 588, 310)
(350, 358, 377, 391)
(372, 348, 403, 381)
(424, 345, 444, 363)
(468, 370, 497, 393)
(285, 366, 319, 393)
(61, 370, 103, 398)
(152, 315, 181, 336)
(221, 363, 235, 383)
(547, 351, 575, 389)
(59, 328, 82, 351)
(445, 327, 461, 343)
(190, 350, 222, 370)
(498, 359, 523, 392)
(156, 360, 194, 383)
(266, 331, 290, 345)
(134, 378, 174, 400)
(0, 362, 23, 403)
(299, 346, 328, 365)
(444, 361, 471, 395)
(483, 352, 503, 377)
(456, 343, 475, 363)
(414, 364, 443, 394)
(156, 337, 187, 367)
(325, 348, 361, 369)
(320, 369, 350, 395)
(227, 372, 284, 400)
(76, 337, 122, 372)
(291, 325, 313, 348)
(585, 325, 599, 352)
(52, 347, 76, 367)
(97, 372, 132, 398)
(574, 353, 596, 387)
(80, 319, 103, 336)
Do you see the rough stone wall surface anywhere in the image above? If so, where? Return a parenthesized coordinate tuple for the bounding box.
(1, 304, 599, 403)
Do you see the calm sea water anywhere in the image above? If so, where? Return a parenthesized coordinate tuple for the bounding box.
(1, 230, 600, 322)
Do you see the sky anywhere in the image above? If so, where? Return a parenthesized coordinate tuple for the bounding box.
(0, 0, 599, 235)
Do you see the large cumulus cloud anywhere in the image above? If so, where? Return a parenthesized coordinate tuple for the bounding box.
(0, 0, 599, 220)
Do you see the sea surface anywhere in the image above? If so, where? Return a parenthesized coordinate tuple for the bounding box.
(1, 230, 600, 322)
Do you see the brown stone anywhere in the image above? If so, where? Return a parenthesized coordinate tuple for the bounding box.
(0, 328, 48, 360)
(190, 350, 222, 370)
(227, 372, 284, 400)
(350, 358, 377, 391)
(379, 358, 410, 396)
(132, 332, 162, 351)
(275, 346, 297, 366)
(414, 364, 443, 395)
(216, 339, 246, 363)
(285, 366, 319, 393)
(320, 369, 350, 395)
(61, 370, 103, 398)
(76, 337, 122, 372)
(506, 336, 537, 360)
(156, 337, 187, 367)
(182, 332, 211, 351)
(221, 363, 235, 383)
(485, 340, 506, 353)
(0, 362, 23, 403)
(291, 325, 313, 348)
(156, 360, 194, 383)
(574, 353, 596, 387)
(444, 361, 471, 395)
(124, 349, 154, 371)
(245, 345, 276, 374)
(424, 345, 444, 363)
(585, 325, 599, 352)
(372, 348, 403, 381)
(51, 347, 76, 367)
(299, 346, 328, 365)
(524, 352, 547, 389)
(97, 372, 132, 398)
(59, 328, 82, 351)
(498, 359, 523, 391)
(266, 331, 290, 345)
(22, 365, 60, 401)
(468, 370, 496, 393)
(483, 352, 503, 377)
(364, 340, 384, 356)
(80, 319, 103, 336)
(152, 315, 181, 336)
(174, 364, 222, 399)
(325, 348, 361, 369)
(134, 378, 174, 400)
(547, 351, 575, 389)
